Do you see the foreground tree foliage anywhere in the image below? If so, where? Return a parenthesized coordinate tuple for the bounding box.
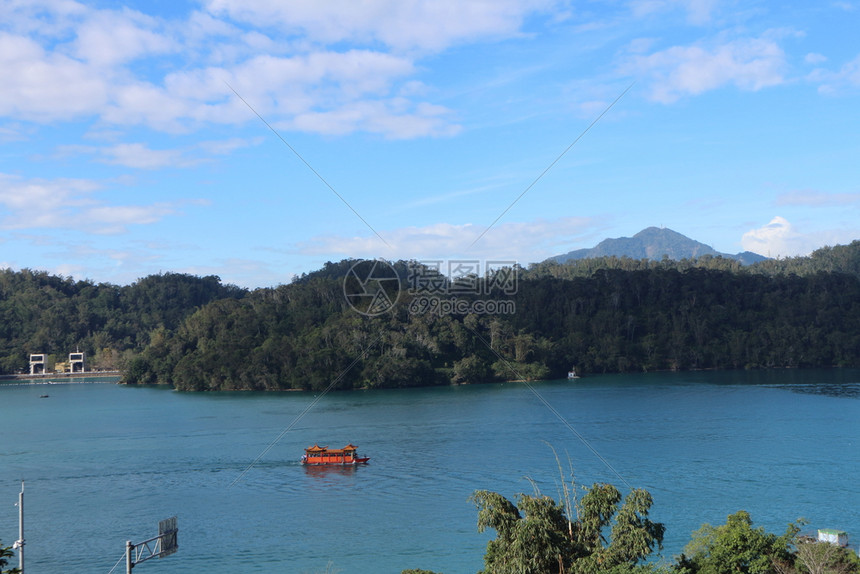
(472, 483, 665, 574)
(456, 487, 859, 574)
(0, 540, 20, 574)
(779, 537, 860, 574)
(676, 511, 798, 574)
(677, 511, 860, 574)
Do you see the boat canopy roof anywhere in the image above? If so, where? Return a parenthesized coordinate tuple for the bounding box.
(305, 444, 359, 454)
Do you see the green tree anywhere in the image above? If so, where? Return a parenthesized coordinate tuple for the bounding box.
(676, 511, 799, 574)
(473, 490, 572, 574)
(452, 354, 492, 384)
(0, 540, 21, 574)
(471, 483, 664, 574)
(773, 537, 860, 574)
(570, 484, 665, 574)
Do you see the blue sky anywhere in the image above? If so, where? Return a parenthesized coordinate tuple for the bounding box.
(1, 0, 859, 288)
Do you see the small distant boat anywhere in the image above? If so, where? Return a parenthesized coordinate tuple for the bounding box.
(567, 367, 580, 380)
(39, 394, 50, 398)
(301, 444, 369, 466)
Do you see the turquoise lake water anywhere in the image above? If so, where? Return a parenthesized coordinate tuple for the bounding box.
(1, 369, 859, 574)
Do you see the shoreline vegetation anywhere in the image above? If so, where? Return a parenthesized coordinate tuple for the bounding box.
(2, 241, 860, 392)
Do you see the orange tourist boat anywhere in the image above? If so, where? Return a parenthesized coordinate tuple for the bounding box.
(301, 444, 370, 465)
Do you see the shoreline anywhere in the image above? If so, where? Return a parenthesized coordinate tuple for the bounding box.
(3, 364, 847, 391)
(0, 371, 121, 384)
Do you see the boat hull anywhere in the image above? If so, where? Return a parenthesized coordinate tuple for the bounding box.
(301, 444, 369, 465)
(301, 457, 369, 466)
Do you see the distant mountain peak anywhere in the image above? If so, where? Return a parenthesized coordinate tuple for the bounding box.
(549, 227, 767, 265)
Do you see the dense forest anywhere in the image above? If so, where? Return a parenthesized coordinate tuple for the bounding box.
(2, 241, 860, 391)
(0, 270, 244, 374)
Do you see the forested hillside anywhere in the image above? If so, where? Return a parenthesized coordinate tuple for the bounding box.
(0, 270, 245, 374)
(2, 241, 860, 390)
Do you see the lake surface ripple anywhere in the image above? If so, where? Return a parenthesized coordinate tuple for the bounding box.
(1, 369, 858, 574)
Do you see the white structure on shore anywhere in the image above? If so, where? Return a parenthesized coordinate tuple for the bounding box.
(27, 351, 86, 375)
(818, 529, 849, 546)
(29, 354, 46, 375)
(69, 352, 85, 373)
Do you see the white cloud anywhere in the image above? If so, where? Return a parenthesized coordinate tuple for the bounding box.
(0, 32, 109, 121)
(0, 2, 468, 138)
(626, 36, 786, 103)
(101, 81, 198, 132)
(195, 49, 418, 108)
(99, 143, 189, 169)
(198, 137, 262, 155)
(629, 0, 719, 25)
(0, 235, 177, 285)
(0, 173, 99, 212)
(741, 216, 803, 257)
(0, 0, 89, 37)
(740, 216, 860, 258)
(204, 0, 555, 52)
(0, 123, 31, 143)
(57, 140, 250, 169)
(84, 204, 177, 235)
(53, 262, 87, 279)
(682, 0, 719, 24)
(776, 190, 860, 207)
(72, 8, 175, 67)
(0, 172, 190, 234)
(812, 54, 860, 94)
(804, 52, 827, 64)
(295, 216, 598, 263)
(291, 99, 460, 139)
